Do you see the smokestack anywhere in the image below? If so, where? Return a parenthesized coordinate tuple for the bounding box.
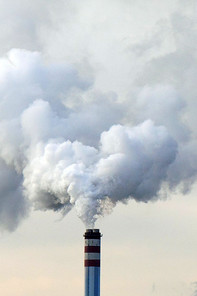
(84, 229, 102, 296)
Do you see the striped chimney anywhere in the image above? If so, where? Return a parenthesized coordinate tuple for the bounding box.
(84, 229, 102, 296)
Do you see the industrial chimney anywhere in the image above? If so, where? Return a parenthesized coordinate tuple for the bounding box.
(84, 229, 102, 296)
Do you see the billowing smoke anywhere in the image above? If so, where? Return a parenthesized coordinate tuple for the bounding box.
(0, 48, 196, 230)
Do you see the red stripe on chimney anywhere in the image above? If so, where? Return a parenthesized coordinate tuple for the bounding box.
(85, 246, 100, 253)
(84, 260, 100, 267)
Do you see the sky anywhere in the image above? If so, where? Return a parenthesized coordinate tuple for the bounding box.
(0, 0, 197, 295)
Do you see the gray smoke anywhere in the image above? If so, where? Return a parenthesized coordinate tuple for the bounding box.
(0, 48, 196, 230)
(192, 283, 197, 296)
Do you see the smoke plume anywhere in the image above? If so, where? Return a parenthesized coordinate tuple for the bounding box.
(0, 48, 196, 230)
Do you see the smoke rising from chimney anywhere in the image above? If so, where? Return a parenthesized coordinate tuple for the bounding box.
(0, 49, 196, 230)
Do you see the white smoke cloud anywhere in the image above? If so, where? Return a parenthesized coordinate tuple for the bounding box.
(0, 47, 196, 229)
(22, 119, 177, 226)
